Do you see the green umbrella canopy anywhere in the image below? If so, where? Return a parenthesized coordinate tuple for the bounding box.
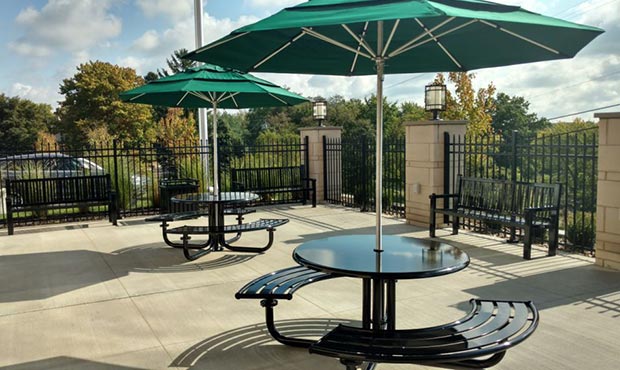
(184, 0, 603, 75)
(120, 63, 308, 194)
(182, 0, 603, 252)
(119, 63, 309, 108)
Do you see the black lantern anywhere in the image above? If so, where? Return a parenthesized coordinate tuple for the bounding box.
(312, 99, 327, 127)
(425, 84, 447, 120)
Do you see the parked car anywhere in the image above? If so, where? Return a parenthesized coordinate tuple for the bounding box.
(0, 153, 105, 181)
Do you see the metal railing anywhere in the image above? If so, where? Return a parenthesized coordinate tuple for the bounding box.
(0, 138, 308, 228)
(324, 136, 405, 217)
(445, 128, 598, 252)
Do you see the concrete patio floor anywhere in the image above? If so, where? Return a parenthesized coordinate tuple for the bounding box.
(0, 204, 618, 370)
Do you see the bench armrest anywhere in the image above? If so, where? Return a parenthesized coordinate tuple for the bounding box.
(429, 193, 458, 200)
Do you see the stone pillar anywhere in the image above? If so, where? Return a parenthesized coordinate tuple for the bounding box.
(405, 120, 467, 227)
(299, 126, 342, 203)
(594, 112, 620, 270)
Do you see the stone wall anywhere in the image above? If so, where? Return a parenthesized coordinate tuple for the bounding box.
(595, 112, 620, 270)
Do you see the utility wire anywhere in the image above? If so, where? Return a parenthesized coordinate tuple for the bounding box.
(548, 102, 620, 120)
(526, 69, 620, 100)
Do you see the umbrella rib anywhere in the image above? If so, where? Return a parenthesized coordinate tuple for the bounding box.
(302, 27, 373, 60)
(342, 23, 376, 58)
(478, 20, 560, 55)
(194, 32, 249, 53)
(388, 17, 456, 57)
(343, 22, 371, 74)
(177, 92, 191, 106)
(230, 94, 240, 108)
(268, 93, 288, 105)
(253, 31, 306, 70)
(389, 19, 477, 58)
(129, 93, 146, 101)
(383, 19, 400, 57)
(415, 19, 463, 69)
(218, 92, 241, 107)
(189, 91, 214, 104)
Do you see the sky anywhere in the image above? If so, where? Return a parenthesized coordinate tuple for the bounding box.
(0, 0, 619, 122)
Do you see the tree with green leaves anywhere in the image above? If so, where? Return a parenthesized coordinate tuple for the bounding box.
(56, 61, 156, 148)
(0, 94, 55, 152)
(432, 72, 496, 136)
(492, 92, 550, 142)
(157, 48, 197, 77)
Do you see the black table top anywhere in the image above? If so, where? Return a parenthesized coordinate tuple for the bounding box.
(293, 235, 469, 279)
(171, 192, 259, 205)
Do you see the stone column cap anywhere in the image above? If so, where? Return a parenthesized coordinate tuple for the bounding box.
(404, 120, 468, 127)
(298, 126, 343, 132)
(594, 112, 620, 119)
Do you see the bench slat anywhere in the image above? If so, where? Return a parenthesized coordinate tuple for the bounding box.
(236, 266, 338, 300)
(166, 218, 289, 235)
(145, 208, 256, 223)
(310, 299, 538, 364)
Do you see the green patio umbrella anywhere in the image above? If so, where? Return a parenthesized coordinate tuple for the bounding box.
(183, 0, 603, 252)
(120, 63, 309, 194)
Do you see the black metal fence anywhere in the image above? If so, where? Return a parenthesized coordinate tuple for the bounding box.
(0, 138, 307, 228)
(324, 136, 406, 217)
(445, 128, 598, 252)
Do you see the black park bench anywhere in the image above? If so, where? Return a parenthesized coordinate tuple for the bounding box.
(430, 176, 561, 260)
(5, 174, 118, 235)
(231, 166, 317, 207)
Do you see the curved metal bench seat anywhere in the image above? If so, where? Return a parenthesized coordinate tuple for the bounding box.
(310, 299, 539, 369)
(236, 266, 341, 347)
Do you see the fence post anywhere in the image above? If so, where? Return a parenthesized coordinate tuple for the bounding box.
(511, 130, 518, 182)
(594, 112, 620, 270)
(361, 136, 369, 211)
(405, 120, 467, 228)
(112, 139, 121, 216)
(322, 135, 328, 200)
(443, 132, 450, 224)
(299, 126, 342, 204)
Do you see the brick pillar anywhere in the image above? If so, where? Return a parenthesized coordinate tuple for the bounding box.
(405, 120, 467, 227)
(299, 126, 342, 203)
(594, 112, 620, 270)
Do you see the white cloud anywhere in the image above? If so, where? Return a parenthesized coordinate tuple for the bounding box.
(244, 0, 300, 9)
(10, 0, 122, 57)
(123, 11, 259, 75)
(10, 83, 59, 107)
(132, 30, 161, 52)
(136, 0, 193, 23)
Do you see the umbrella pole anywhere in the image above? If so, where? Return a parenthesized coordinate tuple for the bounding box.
(375, 22, 384, 254)
(213, 103, 219, 194)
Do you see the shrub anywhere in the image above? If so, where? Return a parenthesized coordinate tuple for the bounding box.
(566, 213, 596, 249)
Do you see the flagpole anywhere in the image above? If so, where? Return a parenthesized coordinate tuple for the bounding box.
(194, 0, 209, 190)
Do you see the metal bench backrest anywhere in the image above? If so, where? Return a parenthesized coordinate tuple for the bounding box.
(6, 174, 112, 206)
(231, 166, 304, 191)
(457, 177, 560, 218)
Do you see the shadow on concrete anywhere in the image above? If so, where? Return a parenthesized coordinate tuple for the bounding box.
(171, 318, 357, 370)
(0, 356, 146, 370)
(464, 264, 620, 316)
(0, 244, 255, 303)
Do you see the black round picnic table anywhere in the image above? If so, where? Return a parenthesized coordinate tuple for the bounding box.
(170, 191, 260, 253)
(293, 235, 470, 330)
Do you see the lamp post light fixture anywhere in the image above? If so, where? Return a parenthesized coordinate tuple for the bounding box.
(313, 99, 327, 127)
(425, 83, 447, 120)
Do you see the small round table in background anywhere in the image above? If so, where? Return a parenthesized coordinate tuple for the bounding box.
(293, 234, 469, 330)
(171, 191, 259, 250)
